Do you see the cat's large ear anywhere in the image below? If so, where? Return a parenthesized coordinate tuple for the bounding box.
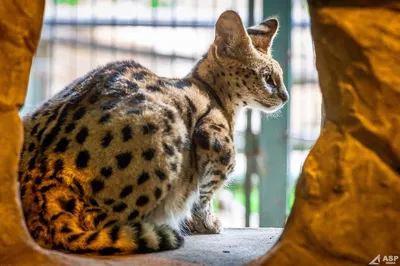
(214, 10, 252, 58)
(247, 18, 279, 53)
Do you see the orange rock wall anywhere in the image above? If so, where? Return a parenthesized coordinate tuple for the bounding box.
(250, 1, 400, 265)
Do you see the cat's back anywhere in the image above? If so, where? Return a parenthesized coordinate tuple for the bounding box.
(19, 60, 189, 204)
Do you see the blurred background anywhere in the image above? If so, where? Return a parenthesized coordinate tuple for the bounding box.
(22, 0, 322, 228)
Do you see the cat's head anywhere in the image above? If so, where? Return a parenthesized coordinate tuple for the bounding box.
(211, 10, 288, 113)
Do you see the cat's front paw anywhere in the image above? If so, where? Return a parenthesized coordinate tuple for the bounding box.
(185, 212, 223, 234)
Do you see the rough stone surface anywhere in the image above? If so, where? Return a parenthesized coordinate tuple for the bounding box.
(249, 1, 400, 266)
(156, 228, 282, 266)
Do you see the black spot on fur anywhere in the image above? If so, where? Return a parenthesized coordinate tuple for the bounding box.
(142, 148, 156, 161)
(36, 128, 45, 142)
(51, 212, 65, 221)
(137, 172, 150, 185)
(165, 109, 175, 122)
(40, 184, 56, 193)
(163, 143, 174, 156)
(127, 107, 142, 115)
(68, 233, 85, 243)
(61, 225, 73, 233)
(119, 185, 133, 198)
(65, 122, 76, 133)
(20, 186, 26, 198)
(163, 119, 172, 133)
(59, 198, 76, 213)
(106, 90, 127, 99)
(220, 152, 231, 166)
(185, 96, 197, 113)
(155, 169, 166, 181)
(30, 124, 39, 136)
(127, 80, 139, 90)
(142, 123, 158, 135)
(94, 212, 107, 226)
(128, 210, 139, 220)
(76, 150, 90, 169)
(172, 79, 192, 89)
(73, 107, 86, 120)
(201, 180, 219, 188)
(128, 93, 146, 104)
(73, 178, 84, 196)
(53, 158, 64, 172)
(104, 198, 115, 205)
(116, 152, 132, 169)
(99, 113, 111, 124)
(76, 127, 89, 144)
(88, 198, 99, 207)
(91, 178, 104, 193)
(146, 85, 161, 92)
(86, 231, 99, 245)
(42, 125, 62, 151)
(101, 167, 113, 178)
(133, 71, 146, 80)
(154, 188, 162, 200)
(101, 101, 117, 111)
(98, 247, 122, 256)
(172, 99, 183, 114)
(110, 226, 120, 243)
(170, 163, 178, 172)
(54, 137, 69, 153)
(213, 139, 222, 152)
(29, 152, 38, 170)
(136, 196, 149, 207)
(101, 131, 113, 148)
(113, 202, 127, 212)
(84, 208, 102, 213)
(187, 110, 193, 129)
(103, 219, 118, 228)
(194, 129, 210, 150)
(122, 125, 132, 142)
(174, 137, 183, 151)
(137, 238, 154, 253)
(28, 142, 36, 152)
(88, 92, 100, 104)
(39, 157, 47, 173)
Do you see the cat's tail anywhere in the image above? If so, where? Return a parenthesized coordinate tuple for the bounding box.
(24, 182, 183, 255)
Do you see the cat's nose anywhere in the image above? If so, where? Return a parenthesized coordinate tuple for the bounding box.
(278, 89, 289, 102)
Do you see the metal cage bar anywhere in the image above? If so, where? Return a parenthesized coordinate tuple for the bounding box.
(259, 0, 292, 227)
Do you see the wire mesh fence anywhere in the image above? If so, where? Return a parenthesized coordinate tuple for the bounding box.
(22, 0, 321, 227)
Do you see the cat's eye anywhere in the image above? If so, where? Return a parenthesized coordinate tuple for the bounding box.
(265, 75, 276, 87)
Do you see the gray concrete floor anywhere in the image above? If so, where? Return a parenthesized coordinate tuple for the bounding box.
(155, 228, 283, 266)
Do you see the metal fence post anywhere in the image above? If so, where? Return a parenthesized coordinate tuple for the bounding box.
(259, 0, 291, 227)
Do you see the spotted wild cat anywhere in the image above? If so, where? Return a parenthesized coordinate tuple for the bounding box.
(19, 10, 288, 255)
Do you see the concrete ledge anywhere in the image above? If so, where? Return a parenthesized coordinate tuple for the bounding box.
(155, 228, 283, 266)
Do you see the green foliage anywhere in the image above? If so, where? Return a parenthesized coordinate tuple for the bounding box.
(227, 185, 259, 214)
(151, 0, 170, 8)
(53, 0, 79, 5)
(287, 184, 295, 212)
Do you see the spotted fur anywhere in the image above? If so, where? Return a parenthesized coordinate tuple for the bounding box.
(19, 11, 288, 255)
